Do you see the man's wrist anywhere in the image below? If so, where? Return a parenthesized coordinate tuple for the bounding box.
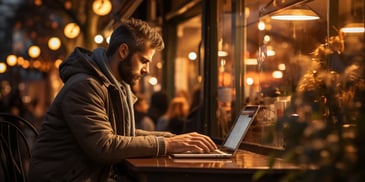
(156, 137, 166, 156)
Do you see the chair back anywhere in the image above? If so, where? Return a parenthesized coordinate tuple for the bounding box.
(0, 113, 39, 182)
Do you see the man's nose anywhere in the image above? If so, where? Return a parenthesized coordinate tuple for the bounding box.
(142, 63, 150, 74)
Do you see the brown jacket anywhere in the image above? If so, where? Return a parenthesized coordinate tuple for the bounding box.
(28, 47, 173, 182)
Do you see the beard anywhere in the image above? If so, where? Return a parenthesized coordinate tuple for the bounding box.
(118, 55, 141, 86)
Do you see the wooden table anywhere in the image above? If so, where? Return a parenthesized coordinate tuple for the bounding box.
(120, 150, 299, 182)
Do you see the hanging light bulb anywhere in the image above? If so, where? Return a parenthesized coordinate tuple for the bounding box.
(93, 0, 112, 16)
(64, 23, 80, 39)
(94, 34, 104, 44)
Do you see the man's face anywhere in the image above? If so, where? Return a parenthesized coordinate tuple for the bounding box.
(119, 43, 155, 86)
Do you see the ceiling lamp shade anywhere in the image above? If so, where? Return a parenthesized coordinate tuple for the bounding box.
(341, 23, 365, 33)
(271, 8, 320, 21)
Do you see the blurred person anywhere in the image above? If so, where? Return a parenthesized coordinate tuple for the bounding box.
(28, 18, 217, 182)
(134, 94, 155, 131)
(147, 90, 168, 124)
(175, 89, 190, 105)
(3, 87, 25, 116)
(157, 97, 189, 134)
(183, 87, 203, 133)
(23, 98, 43, 130)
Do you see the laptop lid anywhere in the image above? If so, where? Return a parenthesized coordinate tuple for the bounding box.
(170, 105, 260, 158)
(219, 105, 260, 155)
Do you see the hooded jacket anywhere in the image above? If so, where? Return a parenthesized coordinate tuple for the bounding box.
(28, 47, 173, 182)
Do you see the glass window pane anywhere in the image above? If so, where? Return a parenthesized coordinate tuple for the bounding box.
(217, 0, 234, 137)
(242, 0, 364, 150)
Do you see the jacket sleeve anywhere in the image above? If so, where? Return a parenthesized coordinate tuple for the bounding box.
(135, 129, 175, 137)
(61, 78, 165, 164)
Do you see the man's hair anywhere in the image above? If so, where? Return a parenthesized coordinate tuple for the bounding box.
(106, 18, 164, 57)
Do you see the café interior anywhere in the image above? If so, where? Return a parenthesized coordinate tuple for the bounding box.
(0, 0, 364, 181)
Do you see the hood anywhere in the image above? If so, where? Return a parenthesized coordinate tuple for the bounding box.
(59, 47, 108, 84)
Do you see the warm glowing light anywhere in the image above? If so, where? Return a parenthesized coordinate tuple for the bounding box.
(246, 77, 254, 85)
(271, 9, 320, 21)
(106, 35, 111, 44)
(23, 95, 32, 104)
(28, 45, 41, 58)
(94, 34, 104, 44)
(92, 0, 112, 16)
(220, 59, 226, 66)
(0, 63, 7, 73)
(272, 15, 319, 21)
(278, 63, 286, 71)
(156, 62, 162, 69)
(33, 60, 41, 68)
(188, 52, 197, 61)
(64, 23, 80, 39)
(6, 55, 17, 66)
(267, 46, 276, 56)
(17, 57, 25, 65)
(34, 0, 42, 6)
(149, 77, 158, 85)
(258, 21, 266, 30)
(246, 58, 258, 65)
(272, 71, 283, 79)
(341, 27, 365, 33)
(64, 1, 72, 10)
(341, 23, 365, 33)
(22, 60, 30, 69)
(48, 37, 61, 50)
(55, 59, 63, 68)
(267, 50, 276, 56)
(264, 35, 271, 42)
(218, 51, 228, 57)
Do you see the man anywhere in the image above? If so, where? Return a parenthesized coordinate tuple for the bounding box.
(28, 18, 217, 181)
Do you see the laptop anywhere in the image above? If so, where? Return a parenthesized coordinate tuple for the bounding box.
(170, 105, 260, 158)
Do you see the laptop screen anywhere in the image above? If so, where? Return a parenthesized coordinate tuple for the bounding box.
(222, 106, 259, 150)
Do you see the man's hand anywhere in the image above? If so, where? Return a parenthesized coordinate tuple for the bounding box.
(164, 132, 217, 154)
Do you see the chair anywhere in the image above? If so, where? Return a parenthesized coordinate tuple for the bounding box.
(0, 113, 39, 182)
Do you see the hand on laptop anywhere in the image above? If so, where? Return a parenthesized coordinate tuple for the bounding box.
(164, 132, 217, 154)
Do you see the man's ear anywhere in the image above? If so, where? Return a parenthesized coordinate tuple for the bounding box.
(118, 43, 129, 60)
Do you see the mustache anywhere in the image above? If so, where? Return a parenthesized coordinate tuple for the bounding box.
(133, 74, 142, 80)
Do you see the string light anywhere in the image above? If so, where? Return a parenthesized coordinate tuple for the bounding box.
(48, 37, 61, 50)
(92, 0, 112, 16)
(6, 55, 17, 66)
(94, 34, 104, 44)
(0, 63, 7, 73)
(64, 23, 80, 39)
(28, 45, 41, 58)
